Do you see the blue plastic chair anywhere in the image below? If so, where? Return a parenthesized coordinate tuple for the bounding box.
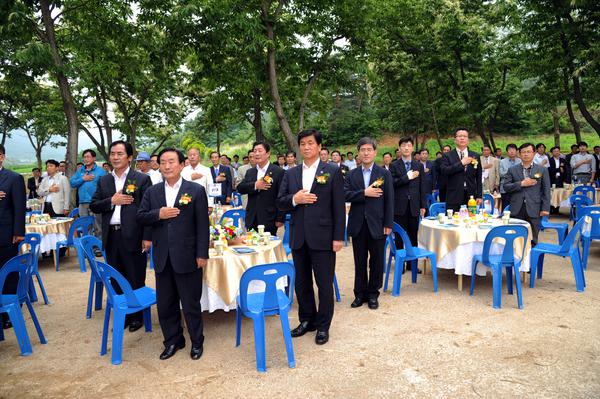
(573, 185, 596, 203)
(429, 202, 446, 217)
(91, 260, 156, 365)
(18, 233, 49, 305)
(529, 216, 590, 292)
(383, 233, 395, 274)
(149, 245, 155, 270)
(482, 193, 495, 212)
(469, 225, 528, 309)
(68, 207, 79, 218)
(0, 254, 47, 355)
(569, 194, 592, 222)
(426, 192, 438, 209)
(503, 205, 510, 213)
(79, 236, 107, 319)
(235, 262, 295, 372)
(579, 207, 600, 270)
(540, 216, 569, 245)
(56, 216, 95, 272)
(383, 223, 438, 296)
(220, 209, 246, 228)
(231, 192, 243, 207)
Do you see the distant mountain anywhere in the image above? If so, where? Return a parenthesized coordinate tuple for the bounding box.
(4, 129, 97, 165)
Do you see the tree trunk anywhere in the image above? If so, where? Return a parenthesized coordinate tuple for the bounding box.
(216, 129, 221, 154)
(261, 1, 299, 154)
(96, 85, 113, 148)
(552, 108, 561, 148)
(252, 88, 264, 141)
(40, 0, 79, 177)
(474, 118, 491, 149)
(425, 83, 443, 150)
(1, 102, 14, 146)
(562, 69, 582, 143)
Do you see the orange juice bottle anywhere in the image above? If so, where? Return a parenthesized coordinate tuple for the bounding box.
(467, 195, 477, 216)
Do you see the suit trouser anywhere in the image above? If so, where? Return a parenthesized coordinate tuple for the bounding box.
(438, 183, 447, 202)
(447, 189, 470, 212)
(43, 202, 60, 218)
(0, 244, 18, 323)
(500, 193, 511, 212)
(291, 243, 335, 331)
(106, 229, 147, 324)
(78, 203, 102, 239)
(155, 256, 204, 348)
(352, 222, 385, 300)
(513, 206, 540, 246)
(394, 211, 420, 269)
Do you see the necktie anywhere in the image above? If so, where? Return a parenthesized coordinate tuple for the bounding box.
(460, 151, 464, 160)
(405, 162, 410, 171)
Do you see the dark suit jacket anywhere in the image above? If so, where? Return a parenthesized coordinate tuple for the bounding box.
(0, 168, 26, 247)
(504, 163, 550, 217)
(441, 149, 482, 206)
(236, 163, 285, 229)
(137, 179, 209, 274)
(419, 160, 435, 194)
(390, 159, 427, 217)
(345, 164, 394, 239)
(27, 176, 40, 199)
(433, 157, 446, 191)
(548, 157, 567, 188)
(277, 161, 345, 251)
(90, 168, 152, 251)
(210, 164, 232, 203)
(330, 162, 350, 179)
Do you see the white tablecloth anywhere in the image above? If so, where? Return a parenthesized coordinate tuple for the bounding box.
(38, 233, 67, 253)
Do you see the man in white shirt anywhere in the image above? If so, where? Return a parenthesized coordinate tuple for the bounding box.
(37, 159, 71, 217)
(533, 143, 549, 168)
(136, 151, 162, 185)
(285, 151, 298, 170)
(344, 151, 357, 170)
(181, 148, 214, 209)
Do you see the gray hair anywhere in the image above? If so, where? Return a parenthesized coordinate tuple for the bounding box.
(357, 137, 377, 151)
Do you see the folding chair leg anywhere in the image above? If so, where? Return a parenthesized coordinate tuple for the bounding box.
(492, 267, 502, 309)
(383, 254, 393, 292)
(25, 300, 47, 344)
(101, 303, 111, 356)
(570, 253, 585, 292)
(111, 311, 126, 365)
(86, 276, 95, 319)
(514, 266, 524, 309)
(392, 258, 405, 297)
(333, 273, 341, 303)
(429, 256, 438, 293)
(235, 307, 242, 347)
(28, 277, 38, 303)
(143, 307, 152, 332)
(94, 281, 103, 311)
(35, 272, 49, 305)
(505, 266, 513, 295)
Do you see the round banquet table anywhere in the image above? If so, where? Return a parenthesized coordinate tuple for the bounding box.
(418, 217, 532, 291)
(25, 218, 73, 253)
(551, 187, 600, 208)
(201, 238, 287, 312)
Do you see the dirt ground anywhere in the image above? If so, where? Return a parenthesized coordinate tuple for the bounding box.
(1, 218, 599, 398)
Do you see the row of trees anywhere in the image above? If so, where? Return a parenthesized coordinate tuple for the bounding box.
(1, 0, 599, 174)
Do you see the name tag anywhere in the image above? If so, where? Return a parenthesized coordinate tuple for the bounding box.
(208, 183, 222, 197)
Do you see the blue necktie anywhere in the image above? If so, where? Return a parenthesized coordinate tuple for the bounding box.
(405, 162, 410, 171)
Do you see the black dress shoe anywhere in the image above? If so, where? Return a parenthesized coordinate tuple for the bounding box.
(159, 341, 185, 360)
(2, 320, 12, 329)
(290, 321, 317, 337)
(128, 320, 143, 332)
(190, 346, 203, 360)
(351, 297, 365, 308)
(315, 330, 329, 345)
(368, 298, 379, 310)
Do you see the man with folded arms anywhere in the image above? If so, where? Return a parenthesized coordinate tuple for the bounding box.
(345, 137, 393, 310)
(504, 143, 550, 246)
(138, 148, 209, 361)
(91, 141, 152, 333)
(277, 129, 345, 345)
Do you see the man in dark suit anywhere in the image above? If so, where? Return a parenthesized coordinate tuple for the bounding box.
(27, 167, 41, 199)
(419, 148, 435, 196)
(390, 137, 427, 271)
(236, 141, 285, 235)
(548, 146, 567, 214)
(90, 140, 152, 333)
(345, 137, 394, 310)
(441, 128, 482, 211)
(434, 145, 451, 201)
(138, 148, 209, 361)
(330, 150, 350, 179)
(209, 151, 232, 204)
(277, 129, 345, 345)
(504, 143, 551, 246)
(0, 144, 26, 329)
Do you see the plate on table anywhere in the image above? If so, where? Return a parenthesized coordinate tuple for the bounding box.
(478, 224, 493, 229)
(425, 216, 437, 220)
(271, 236, 279, 240)
(509, 219, 529, 225)
(232, 247, 256, 254)
(54, 217, 71, 221)
(439, 224, 458, 228)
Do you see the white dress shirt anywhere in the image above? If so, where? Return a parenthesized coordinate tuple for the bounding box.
(292, 160, 319, 207)
(44, 175, 55, 203)
(147, 169, 163, 185)
(109, 167, 130, 225)
(534, 153, 550, 168)
(255, 162, 270, 190)
(182, 163, 214, 207)
(165, 177, 182, 207)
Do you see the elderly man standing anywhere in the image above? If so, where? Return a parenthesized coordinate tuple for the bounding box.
(499, 143, 521, 211)
(181, 147, 213, 210)
(480, 145, 500, 193)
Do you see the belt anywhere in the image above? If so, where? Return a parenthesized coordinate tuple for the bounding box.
(109, 225, 122, 231)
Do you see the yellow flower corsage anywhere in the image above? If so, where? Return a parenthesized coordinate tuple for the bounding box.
(315, 172, 330, 184)
(125, 179, 137, 194)
(179, 193, 192, 206)
(372, 177, 385, 188)
(471, 159, 478, 169)
(533, 172, 542, 180)
(263, 175, 273, 184)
